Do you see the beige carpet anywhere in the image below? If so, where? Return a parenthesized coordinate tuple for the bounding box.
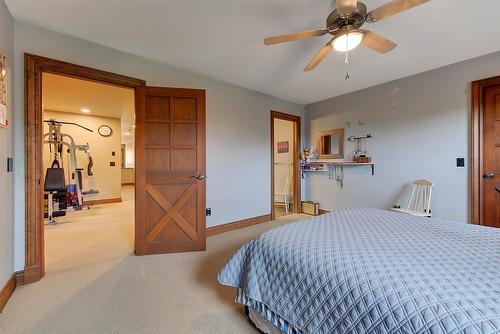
(0, 186, 307, 334)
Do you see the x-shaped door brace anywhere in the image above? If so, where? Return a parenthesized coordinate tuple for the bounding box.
(145, 183, 197, 243)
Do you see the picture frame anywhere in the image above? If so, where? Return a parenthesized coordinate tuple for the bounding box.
(277, 141, 289, 153)
(0, 49, 7, 128)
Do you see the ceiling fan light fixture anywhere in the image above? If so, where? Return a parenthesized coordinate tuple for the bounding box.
(332, 30, 365, 52)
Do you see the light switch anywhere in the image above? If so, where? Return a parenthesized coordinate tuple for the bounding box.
(6, 157, 13, 172)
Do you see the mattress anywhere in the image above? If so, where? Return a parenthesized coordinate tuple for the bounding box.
(248, 306, 283, 334)
(218, 207, 500, 333)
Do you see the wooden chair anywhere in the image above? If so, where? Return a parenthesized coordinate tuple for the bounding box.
(391, 179, 433, 217)
(275, 167, 292, 213)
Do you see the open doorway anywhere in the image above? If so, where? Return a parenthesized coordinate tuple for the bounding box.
(25, 55, 206, 284)
(42, 73, 135, 272)
(271, 111, 301, 219)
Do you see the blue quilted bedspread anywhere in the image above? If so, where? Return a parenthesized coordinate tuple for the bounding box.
(218, 208, 500, 333)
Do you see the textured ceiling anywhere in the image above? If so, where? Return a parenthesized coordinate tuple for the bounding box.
(42, 73, 135, 143)
(8, 0, 500, 104)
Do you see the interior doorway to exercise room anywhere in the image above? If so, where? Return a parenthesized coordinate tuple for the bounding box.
(271, 111, 301, 219)
(42, 72, 135, 273)
(26, 55, 206, 283)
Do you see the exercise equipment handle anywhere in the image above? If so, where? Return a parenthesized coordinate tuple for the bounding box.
(44, 119, 93, 132)
(87, 156, 94, 176)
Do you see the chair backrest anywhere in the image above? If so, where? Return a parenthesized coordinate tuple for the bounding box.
(405, 179, 433, 214)
(282, 167, 292, 195)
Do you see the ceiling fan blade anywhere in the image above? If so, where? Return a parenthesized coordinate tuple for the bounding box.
(304, 39, 334, 71)
(367, 0, 429, 22)
(264, 29, 328, 45)
(336, 0, 358, 16)
(361, 31, 397, 53)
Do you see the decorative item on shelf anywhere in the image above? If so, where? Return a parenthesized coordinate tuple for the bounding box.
(302, 162, 327, 172)
(301, 161, 327, 179)
(301, 201, 320, 216)
(355, 156, 372, 163)
(347, 133, 372, 162)
(300, 147, 312, 163)
(0, 49, 7, 128)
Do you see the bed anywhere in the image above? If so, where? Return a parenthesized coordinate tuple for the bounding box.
(218, 207, 500, 333)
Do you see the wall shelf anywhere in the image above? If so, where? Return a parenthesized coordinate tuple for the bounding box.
(302, 161, 374, 173)
(301, 161, 375, 185)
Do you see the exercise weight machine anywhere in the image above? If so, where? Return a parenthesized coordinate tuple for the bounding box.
(44, 119, 98, 224)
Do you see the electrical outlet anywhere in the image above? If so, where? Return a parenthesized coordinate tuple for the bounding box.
(456, 157, 465, 167)
(206, 208, 212, 216)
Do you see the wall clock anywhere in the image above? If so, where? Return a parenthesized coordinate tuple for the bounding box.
(98, 125, 113, 137)
(0, 49, 7, 128)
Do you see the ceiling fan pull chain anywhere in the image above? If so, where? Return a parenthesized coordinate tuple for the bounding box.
(344, 33, 350, 80)
(345, 31, 350, 64)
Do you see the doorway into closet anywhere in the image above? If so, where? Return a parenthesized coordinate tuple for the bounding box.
(271, 111, 301, 219)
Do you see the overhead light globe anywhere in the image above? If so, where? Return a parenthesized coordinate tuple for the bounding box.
(332, 30, 365, 52)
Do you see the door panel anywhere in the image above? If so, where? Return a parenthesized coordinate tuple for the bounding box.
(483, 87, 500, 227)
(136, 87, 206, 255)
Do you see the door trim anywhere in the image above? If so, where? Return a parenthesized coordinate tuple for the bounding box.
(471, 75, 500, 225)
(24, 54, 145, 284)
(270, 111, 301, 220)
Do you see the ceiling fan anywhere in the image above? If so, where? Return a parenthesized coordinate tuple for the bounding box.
(264, 0, 429, 71)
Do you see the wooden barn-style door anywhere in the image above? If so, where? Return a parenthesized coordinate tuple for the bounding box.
(135, 87, 206, 255)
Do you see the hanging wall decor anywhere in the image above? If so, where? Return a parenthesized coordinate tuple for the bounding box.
(277, 141, 289, 153)
(0, 50, 7, 128)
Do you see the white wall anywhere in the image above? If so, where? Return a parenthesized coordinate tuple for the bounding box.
(305, 50, 500, 223)
(0, 0, 14, 291)
(124, 139, 134, 168)
(13, 22, 304, 270)
(273, 119, 294, 200)
(43, 110, 122, 202)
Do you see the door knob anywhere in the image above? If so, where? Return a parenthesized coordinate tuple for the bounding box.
(483, 172, 495, 179)
(192, 175, 205, 180)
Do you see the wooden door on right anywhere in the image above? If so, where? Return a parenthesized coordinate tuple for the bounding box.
(483, 85, 500, 227)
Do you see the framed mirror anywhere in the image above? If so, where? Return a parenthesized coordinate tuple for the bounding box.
(316, 128, 344, 159)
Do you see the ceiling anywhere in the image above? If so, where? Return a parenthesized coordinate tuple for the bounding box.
(42, 73, 135, 143)
(8, 0, 500, 104)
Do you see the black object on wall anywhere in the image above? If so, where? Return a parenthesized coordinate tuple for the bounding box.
(6, 157, 13, 172)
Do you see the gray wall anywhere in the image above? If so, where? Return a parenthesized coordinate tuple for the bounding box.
(0, 0, 14, 290)
(305, 51, 500, 223)
(12, 22, 304, 271)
